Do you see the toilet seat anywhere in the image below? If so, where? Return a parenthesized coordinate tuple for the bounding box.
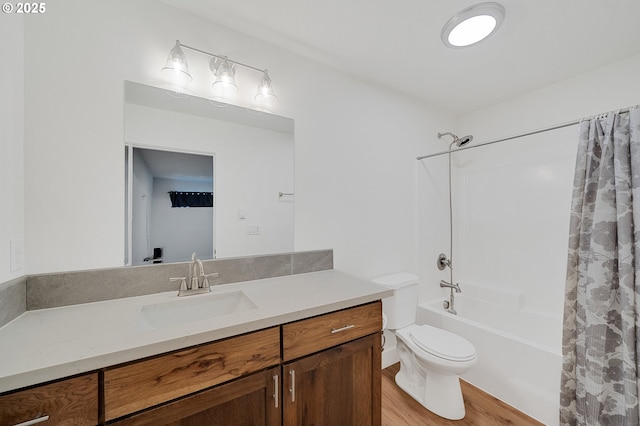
(409, 325, 476, 362)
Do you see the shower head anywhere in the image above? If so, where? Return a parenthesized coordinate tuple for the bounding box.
(437, 132, 474, 148)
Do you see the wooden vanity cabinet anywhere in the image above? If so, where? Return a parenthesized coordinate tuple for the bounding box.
(0, 301, 381, 426)
(0, 373, 98, 426)
(282, 301, 382, 426)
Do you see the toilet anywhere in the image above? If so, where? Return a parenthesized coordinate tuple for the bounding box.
(373, 272, 477, 420)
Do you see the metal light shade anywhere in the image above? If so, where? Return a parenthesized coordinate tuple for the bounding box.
(161, 41, 193, 84)
(254, 70, 277, 106)
(211, 57, 239, 99)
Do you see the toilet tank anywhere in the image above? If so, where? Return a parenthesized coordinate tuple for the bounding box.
(372, 273, 419, 330)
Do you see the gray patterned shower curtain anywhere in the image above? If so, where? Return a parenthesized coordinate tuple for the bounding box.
(560, 107, 640, 425)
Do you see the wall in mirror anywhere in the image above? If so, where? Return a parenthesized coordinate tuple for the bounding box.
(124, 81, 295, 266)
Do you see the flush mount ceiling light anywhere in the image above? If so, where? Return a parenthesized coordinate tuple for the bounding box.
(441, 2, 505, 48)
(161, 40, 276, 107)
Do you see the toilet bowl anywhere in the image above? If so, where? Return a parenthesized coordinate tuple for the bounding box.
(395, 324, 477, 420)
(373, 272, 477, 420)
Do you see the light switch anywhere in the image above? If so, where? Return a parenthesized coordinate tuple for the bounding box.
(238, 209, 247, 220)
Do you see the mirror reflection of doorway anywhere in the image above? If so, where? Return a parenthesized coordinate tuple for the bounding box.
(126, 147, 214, 266)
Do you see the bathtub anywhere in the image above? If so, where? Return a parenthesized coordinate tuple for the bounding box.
(416, 294, 562, 426)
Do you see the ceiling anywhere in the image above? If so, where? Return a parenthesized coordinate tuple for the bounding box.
(136, 148, 213, 182)
(158, 0, 640, 115)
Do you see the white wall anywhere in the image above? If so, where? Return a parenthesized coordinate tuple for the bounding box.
(22, 0, 450, 278)
(17, 0, 640, 289)
(416, 52, 640, 314)
(1, 14, 24, 283)
(150, 178, 213, 263)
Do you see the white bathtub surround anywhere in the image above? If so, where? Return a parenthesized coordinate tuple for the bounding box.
(442, 281, 562, 350)
(415, 115, 579, 425)
(561, 108, 640, 425)
(418, 296, 562, 426)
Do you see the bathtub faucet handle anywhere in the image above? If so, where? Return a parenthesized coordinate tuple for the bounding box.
(437, 253, 452, 271)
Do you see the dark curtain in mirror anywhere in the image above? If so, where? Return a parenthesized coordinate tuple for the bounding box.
(169, 191, 213, 208)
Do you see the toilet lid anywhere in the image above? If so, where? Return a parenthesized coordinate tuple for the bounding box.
(410, 325, 476, 361)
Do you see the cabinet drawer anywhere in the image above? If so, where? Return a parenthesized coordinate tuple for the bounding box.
(104, 326, 280, 421)
(282, 301, 381, 361)
(0, 373, 98, 426)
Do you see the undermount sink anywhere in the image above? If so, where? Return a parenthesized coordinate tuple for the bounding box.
(136, 291, 257, 331)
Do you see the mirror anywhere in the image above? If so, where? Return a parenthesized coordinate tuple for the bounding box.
(124, 81, 294, 265)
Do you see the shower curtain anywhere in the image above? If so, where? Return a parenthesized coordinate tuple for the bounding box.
(560, 107, 640, 425)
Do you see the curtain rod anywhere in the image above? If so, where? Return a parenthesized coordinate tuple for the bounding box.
(416, 107, 632, 161)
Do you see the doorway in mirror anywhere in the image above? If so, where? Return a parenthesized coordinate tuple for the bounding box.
(126, 147, 214, 266)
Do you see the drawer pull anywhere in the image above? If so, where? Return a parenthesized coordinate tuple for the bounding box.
(273, 374, 279, 408)
(331, 324, 355, 334)
(289, 369, 296, 403)
(15, 416, 50, 426)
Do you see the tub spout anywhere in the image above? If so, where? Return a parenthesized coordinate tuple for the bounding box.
(440, 280, 461, 293)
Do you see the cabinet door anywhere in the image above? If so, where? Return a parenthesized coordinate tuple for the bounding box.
(0, 373, 98, 426)
(283, 334, 381, 426)
(112, 366, 281, 426)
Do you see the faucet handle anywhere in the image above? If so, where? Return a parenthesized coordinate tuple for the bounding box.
(201, 272, 219, 289)
(169, 277, 188, 292)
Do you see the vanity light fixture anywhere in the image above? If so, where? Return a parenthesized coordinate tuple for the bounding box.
(162, 40, 276, 106)
(162, 41, 193, 84)
(210, 56, 239, 99)
(441, 2, 505, 48)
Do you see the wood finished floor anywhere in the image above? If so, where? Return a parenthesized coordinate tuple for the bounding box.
(382, 363, 544, 426)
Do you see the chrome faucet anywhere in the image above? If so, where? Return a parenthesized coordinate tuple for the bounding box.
(439, 280, 461, 293)
(440, 280, 461, 315)
(169, 252, 219, 297)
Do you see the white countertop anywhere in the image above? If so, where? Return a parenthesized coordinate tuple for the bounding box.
(0, 270, 392, 393)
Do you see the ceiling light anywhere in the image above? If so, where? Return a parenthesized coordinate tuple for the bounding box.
(161, 40, 276, 108)
(441, 2, 505, 48)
